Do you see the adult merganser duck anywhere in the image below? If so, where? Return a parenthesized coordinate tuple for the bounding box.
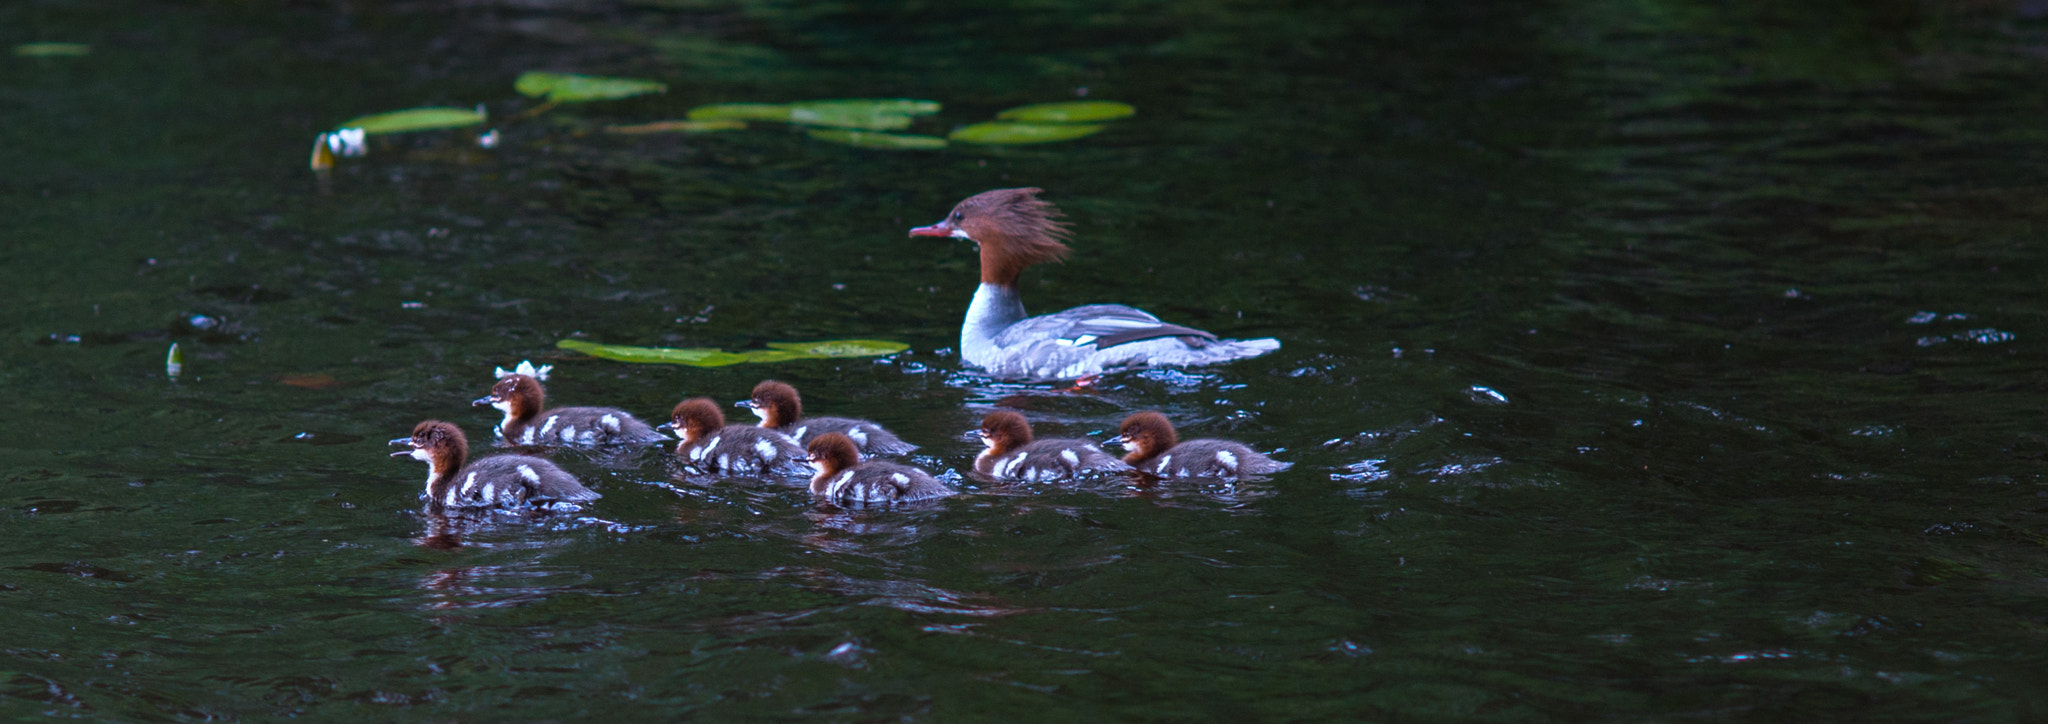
(661, 398, 808, 476)
(738, 380, 917, 456)
(974, 410, 1132, 481)
(474, 361, 663, 446)
(1112, 411, 1292, 480)
(909, 187, 1280, 381)
(389, 420, 600, 510)
(804, 432, 952, 504)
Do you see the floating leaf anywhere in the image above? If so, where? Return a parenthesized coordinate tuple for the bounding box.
(824, 99, 941, 116)
(764, 340, 911, 357)
(806, 128, 947, 150)
(558, 340, 752, 367)
(165, 343, 183, 379)
(686, 99, 941, 130)
(14, 42, 90, 57)
(514, 71, 667, 103)
(606, 119, 747, 134)
(335, 107, 486, 135)
(949, 121, 1106, 145)
(558, 338, 908, 367)
(687, 103, 793, 122)
(996, 101, 1135, 123)
(789, 99, 940, 130)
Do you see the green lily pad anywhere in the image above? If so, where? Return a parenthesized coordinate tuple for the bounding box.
(995, 101, 1135, 123)
(763, 339, 911, 357)
(687, 103, 794, 122)
(806, 128, 947, 150)
(557, 339, 751, 367)
(789, 99, 941, 130)
(514, 71, 667, 103)
(335, 107, 487, 135)
(606, 119, 748, 134)
(14, 42, 91, 57)
(557, 338, 908, 367)
(686, 99, 941, 131)
(949, 121, 1107, 145)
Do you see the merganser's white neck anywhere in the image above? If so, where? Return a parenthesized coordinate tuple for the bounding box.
(963, 283, 1026, 368)
(492, 400, 518, 433)
(415, 449, 454, 500)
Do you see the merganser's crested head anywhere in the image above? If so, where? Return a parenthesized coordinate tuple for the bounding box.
(741, 380, 803, 427)
(977, 410, 1035, 454)
(910, 187, 1072, 286)
(1114, 411, 1178, 463)
(390, 420, 470, 481)
(667, 398, 725, 441)
(804, 432, 862, 491)
(474, 374, 544, 422)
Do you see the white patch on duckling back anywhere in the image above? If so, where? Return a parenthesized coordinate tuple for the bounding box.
(1001, 452, 1029, 478)
(449, 473, 476, 507)
(1215, 450, 1238, 472)
(539, 416, 559, 438)
(518, 427, 536, 445)
(600, 414, 620, 433)
(848, 428, 868, 447)
(518, 464, 541, 484)
(755, 438, 779, 461)
(559, 425, 577, 443)
(792, 425, 808, 441)
(480, 482, 496, 503)
(1060, 449, 1080, 468)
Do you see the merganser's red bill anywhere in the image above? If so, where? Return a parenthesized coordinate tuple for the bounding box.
(908, 221, 958, 237)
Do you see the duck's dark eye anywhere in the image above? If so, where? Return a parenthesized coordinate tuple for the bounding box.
(950, 211, 964, 222)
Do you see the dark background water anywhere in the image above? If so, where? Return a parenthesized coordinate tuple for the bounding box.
(5, 0, 2048, 719)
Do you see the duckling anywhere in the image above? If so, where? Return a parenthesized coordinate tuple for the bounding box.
(1113, 411, 1292, 479)
(738, 379, 918, 456)
(474, 361, 663, 446)
(974, 410, 1132, 481)
(804, 432, 951, 504)
(389, 420, 599, 510)
(661, 398, 808, 476)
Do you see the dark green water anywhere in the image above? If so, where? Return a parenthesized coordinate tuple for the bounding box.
(6, 0, 2048, 719)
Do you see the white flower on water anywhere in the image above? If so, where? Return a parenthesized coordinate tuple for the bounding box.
(494, 360, 552, 380)
(326, 128, 367, 157)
